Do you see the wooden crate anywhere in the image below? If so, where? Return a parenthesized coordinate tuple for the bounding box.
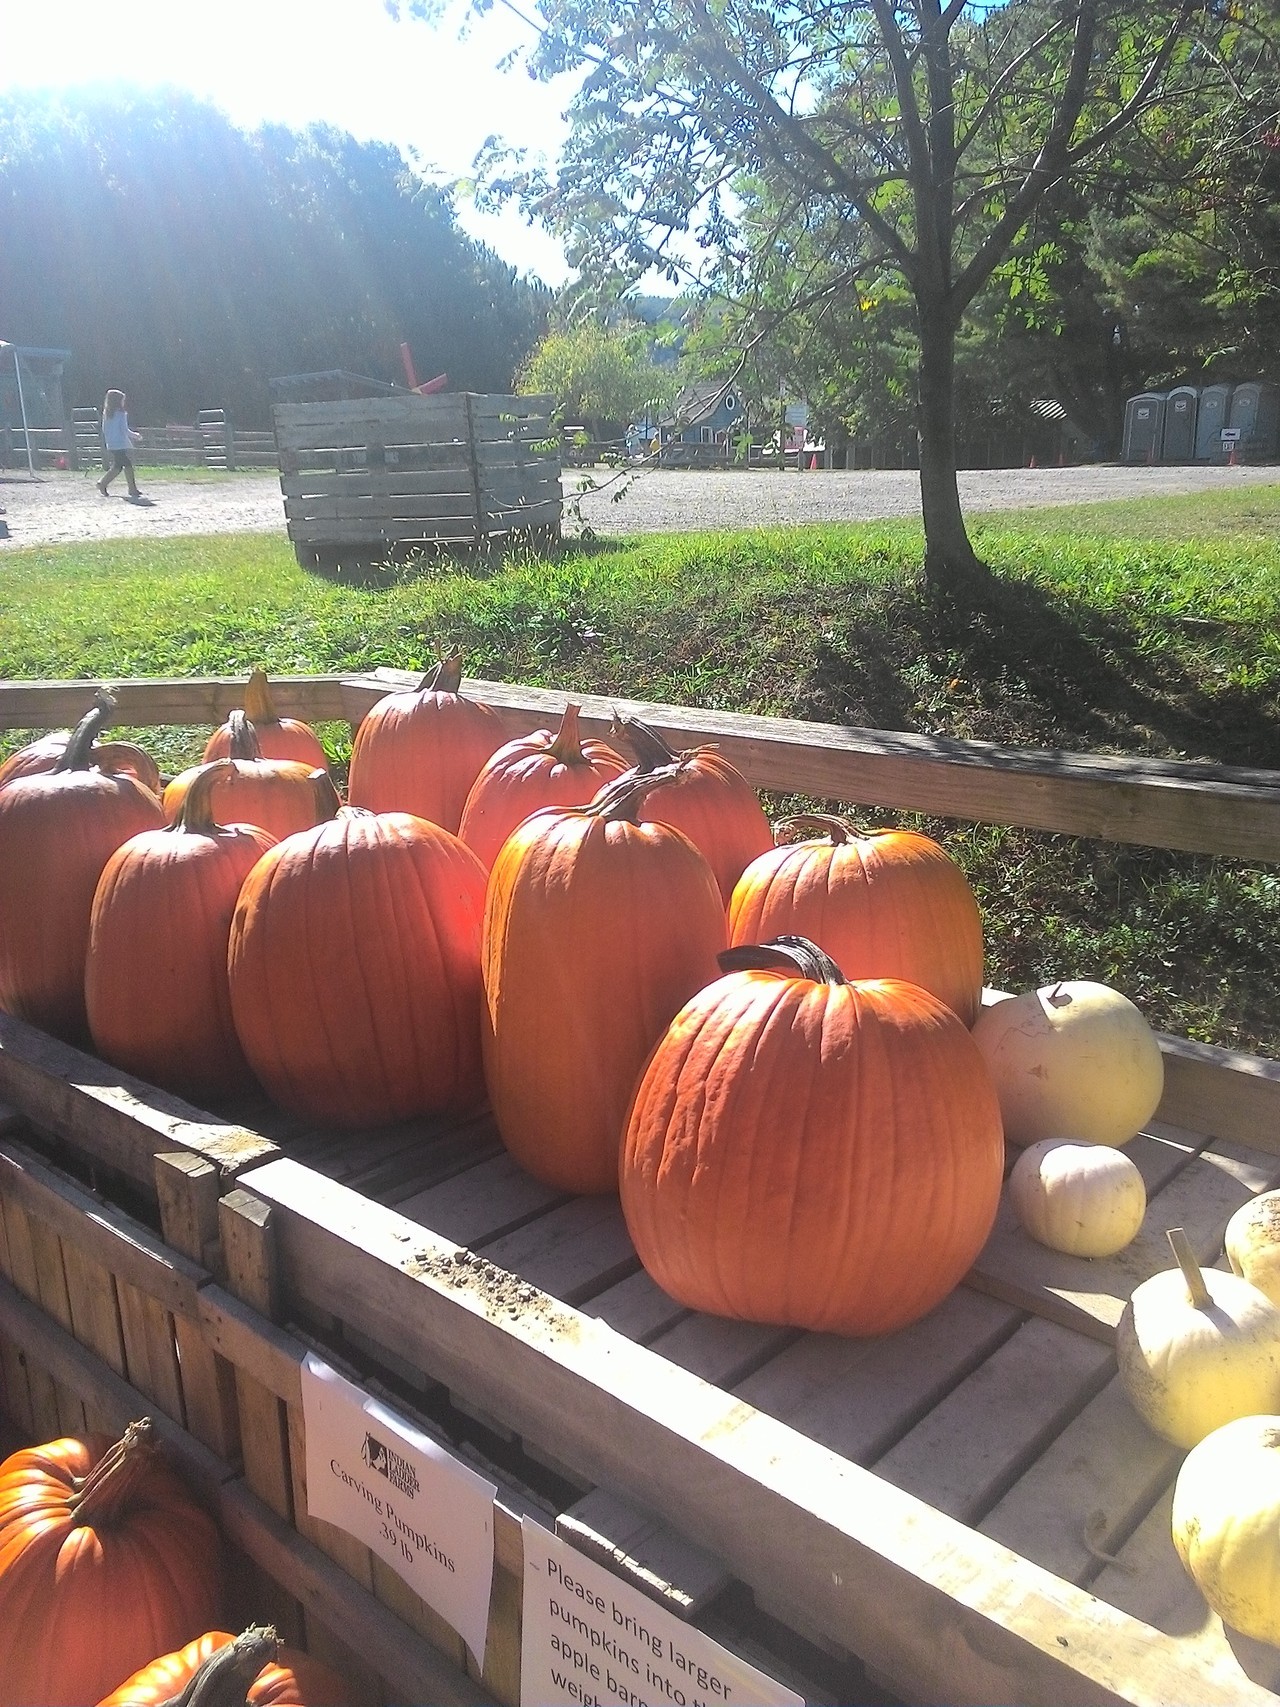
(4, 672, 1280, 1707)
(272, 394, 562, 565)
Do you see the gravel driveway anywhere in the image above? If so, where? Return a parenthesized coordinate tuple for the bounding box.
(1, 462, 1275, 551)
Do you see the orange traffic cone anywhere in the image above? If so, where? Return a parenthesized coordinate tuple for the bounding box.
(1028, 453, 1037, 469)
(1228, 442, 1238, 467)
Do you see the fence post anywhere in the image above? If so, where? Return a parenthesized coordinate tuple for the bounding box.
(225, 413, 236, 473)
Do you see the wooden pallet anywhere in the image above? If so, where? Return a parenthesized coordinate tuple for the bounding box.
(4, 672, 1280, 1706)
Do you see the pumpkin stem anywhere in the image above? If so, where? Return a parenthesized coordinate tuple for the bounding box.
(415, 653, 465, 694)
(55, 688, 118, 772)
(547, 702, 588, 765)
(224, 710, 265, 763)
(587, 763, 685, 824)
(718, 935, 849, 986)
(159, 1627, 281, 1707)
(69, 1416, 163, 1527)
(610, 712, 680, 772)
(1167, 1227, 1211, 1309)
(242, 669, 280, 728)
(173, 760, 234, 836)
(771, 812, 855, 846)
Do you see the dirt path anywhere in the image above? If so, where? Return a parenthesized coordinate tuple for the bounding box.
(1, 462, 1275, 551)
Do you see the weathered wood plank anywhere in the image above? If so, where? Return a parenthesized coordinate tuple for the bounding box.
(979, 1375, 1181, 1588)
(243, 1156, 1250, 1707)
(480, 1196, 639, 1305)
(0, 1197, 62, 1439)
(397, 1153, 568, 1248)
(116, 1278, 186, 1425)
(0, 1011, 279, 1189)
(558, 1489, 731, 1618)
(1158, 1034, 1280, 1150)
(155, 1154, 241, 1459)
(0, 675, 352, 732)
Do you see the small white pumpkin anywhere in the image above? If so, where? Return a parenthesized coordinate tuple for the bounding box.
(971, 980, 1164, 1148)
(1225, 1190, 1280, 1306)
(1116, 1229, 1280, 1447)
(1008, 1139, 1146, 1257)
(1172, 1414, 1280, 1646)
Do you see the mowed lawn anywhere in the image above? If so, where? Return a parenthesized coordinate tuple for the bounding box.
(3, 484, 1280, 1052)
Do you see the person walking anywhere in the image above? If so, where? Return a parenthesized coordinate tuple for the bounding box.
(98, 389, 144, 498)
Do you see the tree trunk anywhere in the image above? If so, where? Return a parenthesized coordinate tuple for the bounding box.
(916, 305, 987, 594)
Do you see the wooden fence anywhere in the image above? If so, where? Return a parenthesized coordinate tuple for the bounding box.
(3, 672, 1280, 1707)
(272, 394, 562, 567)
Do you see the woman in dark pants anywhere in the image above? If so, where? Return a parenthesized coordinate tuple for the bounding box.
(98, 389, 143, 499)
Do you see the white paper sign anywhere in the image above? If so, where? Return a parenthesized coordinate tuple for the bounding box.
(520, 1520, 805, 1707)
(300, 1352, 497, 1668)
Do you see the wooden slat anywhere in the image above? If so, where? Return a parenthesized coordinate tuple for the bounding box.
(397, 1153, 568, 1247)
(1158, 1034, 1280, 1150)
(479, 1196, 639, 1304)
(1, 1196, 62, 1439)
(558, 1489, 731, 1618)
(979, 1376, 1181, 1588)
(1091, 1491, 1280, 1698)
(583, 1267, 688, 1342)
(0, 1010, 279, 1188)
(155, 1154, 242, 1459)
(968, 1136, 1280, 1342)
(286, 517, 553, 545)
(871, 1316, 1114, 1524)
(244, 1156, 1251, 1707)
(0, 675, 352, 732)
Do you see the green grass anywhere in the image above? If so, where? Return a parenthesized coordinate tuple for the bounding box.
(4, 484, 1280, 1053)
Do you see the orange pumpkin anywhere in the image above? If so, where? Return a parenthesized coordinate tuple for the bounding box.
(482, 767, 727, 1193)
(86, 762, 277, 1100)
(98, 1625, 351, 1706)
(0, 697, 165, 1043)
(347, 654, 506, 833)
(165, 713, 339, 843)
(611, 714, 772, 905)
(620, 937, 1005, 1336)
(728, 813, 985, 1026)
(203, 670, 329, 771)
(0, 1420, 223, 1707)
(0, 688, 161, 796)
(459, 701, 628, 869)
(228, 810, 489, 1127)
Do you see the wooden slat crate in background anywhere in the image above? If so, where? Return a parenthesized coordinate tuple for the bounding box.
(271, 394, 562, 567)
(3, 672, 1280, 1707)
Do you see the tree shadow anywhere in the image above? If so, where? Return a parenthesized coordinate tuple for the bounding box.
(803, 569, 1280, 769)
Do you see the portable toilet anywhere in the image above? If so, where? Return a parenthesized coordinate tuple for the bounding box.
(1227, 381, 1280, 461)
(1122, 392, 1167, 463)
(1195, 382, 1234, 460)
(1161, 386, 1198, 462)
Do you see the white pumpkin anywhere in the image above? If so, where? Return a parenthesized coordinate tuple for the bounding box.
(1172, 1414, 1280, 1646)
(1008, 1140, 1146, 1257)
(971, 980, 1164, 1148)
(1225, 1191, 1280, 1306)
(1116, 1230, 1280, 1447)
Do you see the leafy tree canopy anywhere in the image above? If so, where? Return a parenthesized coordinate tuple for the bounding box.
(0, 87, 552, 423)
(519, 320, 678, 429)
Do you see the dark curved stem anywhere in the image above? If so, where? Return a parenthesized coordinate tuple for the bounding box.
(610, 713, 678, 773)
(718, 935, 848, 985)
(417, 654, 464, 694)
(158, 1627, 280, 1707)
(224, 710, 264, 762)
(772, 812, 855, 845)
(54, 688, 118, 772)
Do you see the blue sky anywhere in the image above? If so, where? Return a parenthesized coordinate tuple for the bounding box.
(2, 0, 575, 283)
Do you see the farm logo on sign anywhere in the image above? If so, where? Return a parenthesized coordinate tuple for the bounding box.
(362, 1430, 421, 1500)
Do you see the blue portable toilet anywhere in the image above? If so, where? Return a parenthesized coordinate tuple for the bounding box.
(1122, 392, 1167, 463)
(1195, 383, 1234, 460)
(1161, 387, 1198, 462)
(1227, 381, 1280, 461)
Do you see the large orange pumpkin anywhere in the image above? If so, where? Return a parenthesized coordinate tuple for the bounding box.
(458, 701, 628, 869)
(203, 670, 329, 771)
(0, 688, 161, 796)
(228, 810, 489, 1127)
(619, 937, 1005, 1336)
(482, 767, 727, 1193)
(165, 713, 339, 843)
(611, 714, 772, 905)
(0, 698, 165, 1043)
(86, 762, 277, 1100)
(98, 1625, 351, 1706)
(728, 813, 985, 1026)
(0, 1419, 223, 1707)
(347, 654, 506, 833)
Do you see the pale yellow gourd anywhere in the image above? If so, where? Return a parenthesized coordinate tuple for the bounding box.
(1172, 1414, 1280, 1646)
(1225, 1190, 1280, 1306)
(971, 980, 1164, 1148)
(1008, 1140, 1146, 1257)
(1115, 1229, 1280, 1447)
